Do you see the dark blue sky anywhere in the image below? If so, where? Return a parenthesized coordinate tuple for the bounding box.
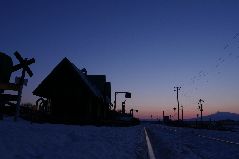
(1, 0, 239, 118)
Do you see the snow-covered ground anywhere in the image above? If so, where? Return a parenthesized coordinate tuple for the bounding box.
(0, 118, 147, 159)
(2, 118, 239, 159)
(147, 125, 239, 159)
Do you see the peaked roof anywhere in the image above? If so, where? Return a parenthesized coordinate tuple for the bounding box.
(87, 75, 106, 94)
(33, 57, 102, 98)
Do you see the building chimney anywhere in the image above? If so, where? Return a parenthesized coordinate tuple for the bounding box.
(81, 68, 87, 75)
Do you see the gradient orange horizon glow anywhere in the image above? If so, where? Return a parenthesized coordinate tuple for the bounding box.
(134, 104, 239, 120)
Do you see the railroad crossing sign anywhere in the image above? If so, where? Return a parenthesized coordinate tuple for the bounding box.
(13, 51, 35, 121)
(0, 51, 34, 91)
(0, 51, 35, 121)
(12, 51, 35, 77)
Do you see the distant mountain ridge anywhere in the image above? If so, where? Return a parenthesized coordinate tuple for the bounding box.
(188, 112, 239, 121)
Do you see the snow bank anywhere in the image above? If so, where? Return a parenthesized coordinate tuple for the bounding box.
(0, 118, 145, 159)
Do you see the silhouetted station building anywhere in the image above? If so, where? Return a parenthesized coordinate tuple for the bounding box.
(33, 58, 111, 123)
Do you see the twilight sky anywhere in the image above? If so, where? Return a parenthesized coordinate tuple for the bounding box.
(1, 0, 239, 119)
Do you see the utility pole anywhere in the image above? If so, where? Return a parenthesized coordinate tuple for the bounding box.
(196, 114, 199, 128)
(198, 99, 204, 122)
(173, 107, 176, 121)
(181, 105, 183, 122)
(15, 69, 26, 121)
(174, 87, 181, 121)
(163, 110, 165, 122)
(121, 100, 126, 114)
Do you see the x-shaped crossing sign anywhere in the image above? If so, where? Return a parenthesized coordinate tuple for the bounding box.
(12, 51, 35, 77)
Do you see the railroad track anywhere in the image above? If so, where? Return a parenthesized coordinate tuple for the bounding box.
(144, 127, 156, 159)
(159, 125, 239, 146)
